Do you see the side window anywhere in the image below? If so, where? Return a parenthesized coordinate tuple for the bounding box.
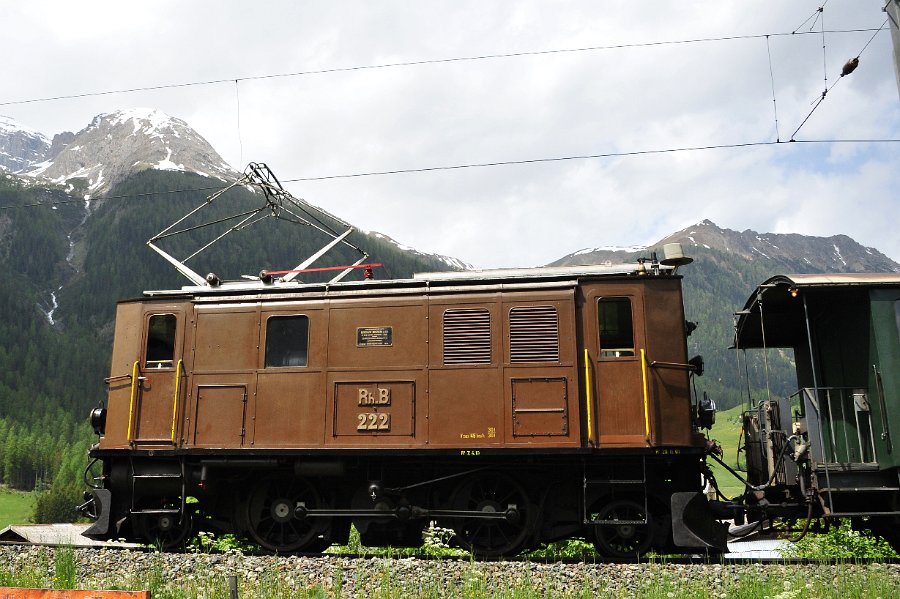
(265, 315, 309, 368)
(443, 308, 491, 365)
(146, 314, 177, 368)
(598, 297, 634, 358)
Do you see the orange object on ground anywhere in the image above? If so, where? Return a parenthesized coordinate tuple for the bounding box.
(0, 590, 149, 599)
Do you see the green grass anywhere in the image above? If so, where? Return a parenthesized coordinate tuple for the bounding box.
(1, 548, 898, 598)
(0, 486, 34, 528)
(706, 404, 747, 499)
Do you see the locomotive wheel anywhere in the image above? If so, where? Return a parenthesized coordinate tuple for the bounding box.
(246, 476, 328, 553)
(450, 472, 532, 557)
(590, 499, 653, 558)
(137, 504, 193, 550)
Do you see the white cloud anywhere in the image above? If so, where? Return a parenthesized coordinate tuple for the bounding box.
(1, 0, 897, 267)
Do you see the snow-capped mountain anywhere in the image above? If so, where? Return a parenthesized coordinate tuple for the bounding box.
(0, 115, 51, 172)
(551, 219, 900, 273)
(21, 108, 238, 194)
(367, 231, 473, 271)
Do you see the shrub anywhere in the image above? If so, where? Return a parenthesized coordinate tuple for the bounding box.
(784, 519, 900, 559)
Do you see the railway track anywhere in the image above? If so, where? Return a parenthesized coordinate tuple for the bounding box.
(3, 544, 899, 597)
(2, 540, 899, 565)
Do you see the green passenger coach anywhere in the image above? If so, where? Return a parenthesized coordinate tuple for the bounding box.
(733, 274, 900, 547)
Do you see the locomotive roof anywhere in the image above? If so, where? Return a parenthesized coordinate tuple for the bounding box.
(141, 261, 678, 300)
(734, 272, 900, 348)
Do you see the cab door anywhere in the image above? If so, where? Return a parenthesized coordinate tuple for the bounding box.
(133, 309, 186, 444)
(584, 288, 649, 447)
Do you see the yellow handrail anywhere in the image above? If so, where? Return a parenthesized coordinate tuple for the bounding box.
(583, 349, 593, 446)
(126, 361, 139, 442)
(170, 359, 183, 443)
(640, 349, 651, 443)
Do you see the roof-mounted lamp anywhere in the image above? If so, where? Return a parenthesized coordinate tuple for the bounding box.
(660, 243, 693, 271)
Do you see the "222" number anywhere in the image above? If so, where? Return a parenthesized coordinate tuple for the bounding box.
(357, 412, 390, 431)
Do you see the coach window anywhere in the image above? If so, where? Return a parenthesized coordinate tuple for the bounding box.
(265, 315, 309, 368)
(146, 314, 177, 368)
(598, 297, 635, 358)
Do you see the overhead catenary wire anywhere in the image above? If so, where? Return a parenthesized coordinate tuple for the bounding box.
(234, 80, 243, 169)
(0, 28, 884, 108)
(1, 138, 898, 211)
(0, 18, 888, 199)
(280, 139, 900, 182)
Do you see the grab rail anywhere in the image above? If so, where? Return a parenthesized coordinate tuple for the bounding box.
(170, 359, 183, 443)
(126, 361, 140, 442)
(640, 349, 651, 443)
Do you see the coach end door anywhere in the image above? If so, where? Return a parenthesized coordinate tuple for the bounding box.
(585, 290, 649, 447)
(133, 310, 186, 444)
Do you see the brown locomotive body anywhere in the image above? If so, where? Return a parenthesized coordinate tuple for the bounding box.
(85, 263, 719, 556)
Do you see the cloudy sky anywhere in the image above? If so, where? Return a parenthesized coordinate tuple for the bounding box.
(2, 1, 898, 268)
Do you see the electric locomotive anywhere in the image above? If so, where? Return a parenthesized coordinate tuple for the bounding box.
(82, 245, 721, 556)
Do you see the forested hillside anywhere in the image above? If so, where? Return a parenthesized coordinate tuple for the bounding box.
(0, 170, 460, 522)
(681, 249, 800, 410)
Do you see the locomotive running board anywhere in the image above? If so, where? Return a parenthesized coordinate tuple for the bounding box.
(294, 504, 519, 522)
(670, 492, 728, 552)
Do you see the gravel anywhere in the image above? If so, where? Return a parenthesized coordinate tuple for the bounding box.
(1, 545, 898, 597)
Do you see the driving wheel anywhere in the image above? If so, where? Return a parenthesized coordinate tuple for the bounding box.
(246, 476, 328, 553)
(590, 499, 653, 558)
(137, 502, 193, 550)
(450, 471, 531, 557)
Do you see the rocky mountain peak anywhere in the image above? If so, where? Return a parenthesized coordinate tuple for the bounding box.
(0, 115, 51, 173)
(551, 219, 899, 273)
(23, 108, 239, 195)
(658, 220, 899, 272)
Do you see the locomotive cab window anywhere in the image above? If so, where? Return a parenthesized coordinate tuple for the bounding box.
(145, 313, 177, 368)
(265, 315, 309, 368)
(598, 297, 635, 358)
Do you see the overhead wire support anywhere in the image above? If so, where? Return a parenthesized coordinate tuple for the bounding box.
(765, 35, 781, 142)
(789, 18, 889, 141)
(234, 80, 244, 169)
(792, 1, 829, 35)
